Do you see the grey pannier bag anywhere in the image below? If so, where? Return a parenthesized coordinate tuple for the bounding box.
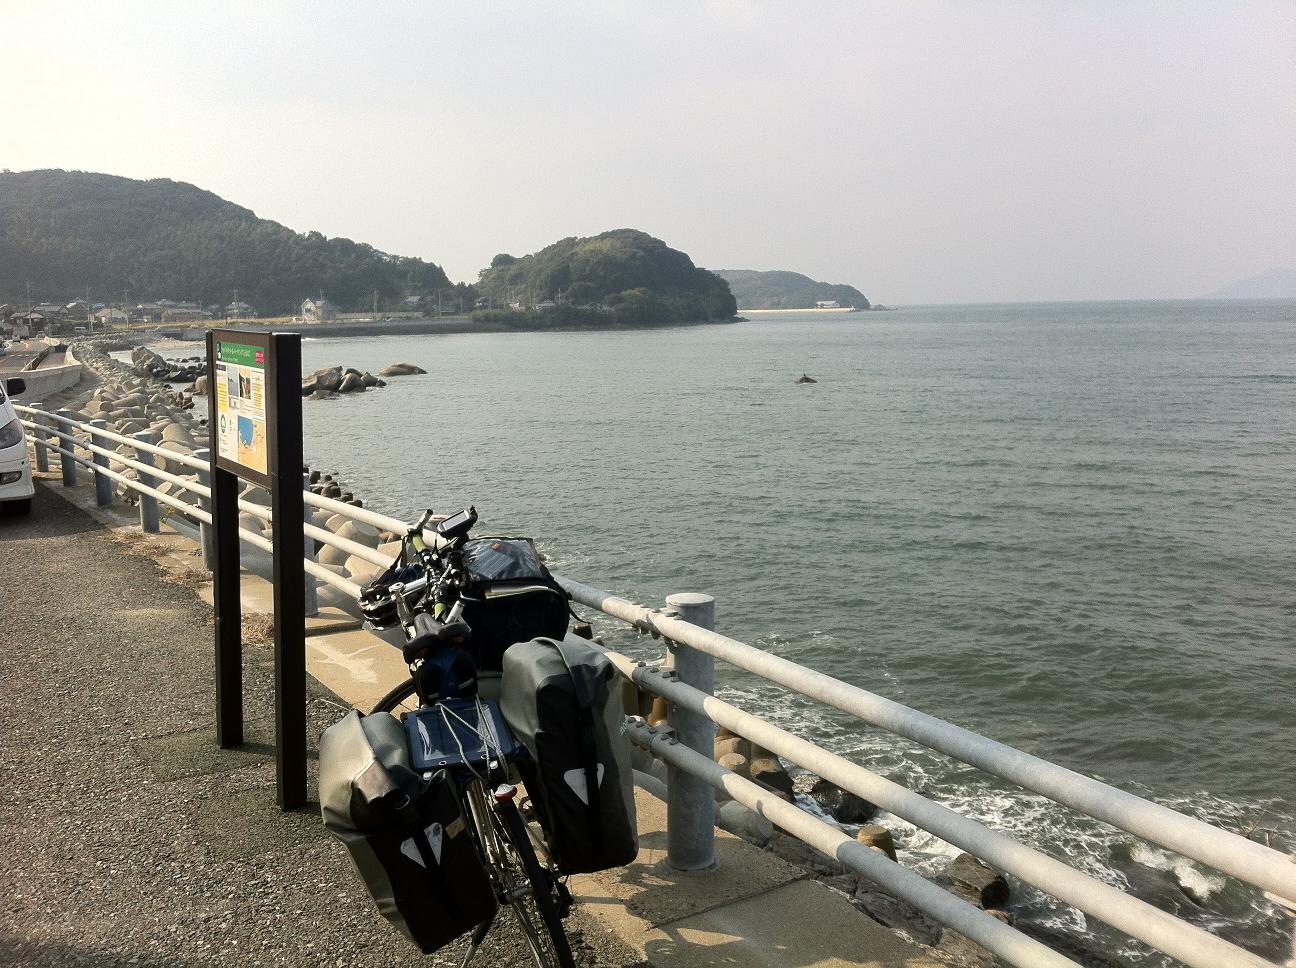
(500, 637, 638, 874)
(318, 710, 497, 953)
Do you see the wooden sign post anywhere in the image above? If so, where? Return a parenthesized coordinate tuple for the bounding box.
(205, 329, 306, 810)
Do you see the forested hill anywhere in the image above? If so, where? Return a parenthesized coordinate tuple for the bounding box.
(474, 229, 737, 327)
(715, 269, 870, 310)
(0, 170, 451, 312)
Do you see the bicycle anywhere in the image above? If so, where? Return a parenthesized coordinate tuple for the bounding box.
(360, 508, 577, 968)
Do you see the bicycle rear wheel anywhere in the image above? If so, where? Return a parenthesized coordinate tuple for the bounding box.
(370, 676, 419, 715)
(467, 783, 575, 968)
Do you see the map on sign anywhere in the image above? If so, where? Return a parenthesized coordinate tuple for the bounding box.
(213, 340, 269, 478)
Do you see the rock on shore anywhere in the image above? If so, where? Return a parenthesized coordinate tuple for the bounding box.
(130, 346, 204, 385)
(378, 362, 427, 377)
(299, 365, 387, 398)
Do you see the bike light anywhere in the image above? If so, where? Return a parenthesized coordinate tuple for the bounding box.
(0, 470, 21, 485)
(0, 418, 23, 449)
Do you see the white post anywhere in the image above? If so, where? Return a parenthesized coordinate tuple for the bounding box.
(55, 409, 78, 487)
(302, 474, 318, 617)
(194, 446, 214, 569)
(87, 419, 113, 506)
(29, 404, 50, 473)
(665, 592, 717, 871)
(133, 431, 161, 533)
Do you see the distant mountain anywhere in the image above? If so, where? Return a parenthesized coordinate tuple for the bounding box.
(1207, 267, 1296, 299)
(474, 229, 736, 328)
(714, 269, 870, 310)
(0, 169, 453, 313)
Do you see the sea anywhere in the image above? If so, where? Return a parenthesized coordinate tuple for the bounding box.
(151, 300, 1296, 965)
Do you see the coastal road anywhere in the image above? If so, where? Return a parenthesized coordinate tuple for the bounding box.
(0, 340, 42, 374)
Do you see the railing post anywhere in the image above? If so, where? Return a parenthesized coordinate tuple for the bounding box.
(54, 409, 77, 487)
(133, 431, 161, 533)
(87, 419, 113, 506)
(302, 474, 318, 617)
(194, 447, 214, 569)
(29, 404, 50, 473)
(664, 592, 717, 871)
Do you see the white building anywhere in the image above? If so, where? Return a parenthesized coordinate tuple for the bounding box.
(301, 298, 337, 322)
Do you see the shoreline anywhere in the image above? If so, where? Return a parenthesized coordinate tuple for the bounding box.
(737, 306, 898, 314)
(137, 314, 738, 343)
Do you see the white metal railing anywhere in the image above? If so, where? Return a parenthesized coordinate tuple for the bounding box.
(18, 402, 1294, 968)
(554, 604, 1294, 968)
(15, 403, 371, 600)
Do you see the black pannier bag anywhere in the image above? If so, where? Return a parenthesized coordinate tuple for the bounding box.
(458, 538, 569, 672)
(319, 710, 496, 953)
(500, 637, 638, 874)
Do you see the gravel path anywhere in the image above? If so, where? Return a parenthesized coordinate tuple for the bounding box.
(0, 485, 642, 967)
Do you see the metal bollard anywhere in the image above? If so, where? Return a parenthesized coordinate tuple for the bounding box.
(54, 409, 78, 487)
(87, 419, 113, 506)
(194, 447, 214, 569)
(665, 592, 718, 871)
(30, 404, 50, 473)
(302, 474, 319, 617)
(133, 432, 161, 533)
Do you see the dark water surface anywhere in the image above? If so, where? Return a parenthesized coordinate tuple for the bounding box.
(184, 301, 1296, 962)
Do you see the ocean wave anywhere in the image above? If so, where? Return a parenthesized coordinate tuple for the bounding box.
(1128, 843, 1227, 900)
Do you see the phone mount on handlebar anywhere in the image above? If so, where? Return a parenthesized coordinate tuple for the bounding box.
(434, 506, 477, 542)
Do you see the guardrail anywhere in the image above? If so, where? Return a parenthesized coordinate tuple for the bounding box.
(14, 403, 387, 603)
(18, 403, 1295, 968)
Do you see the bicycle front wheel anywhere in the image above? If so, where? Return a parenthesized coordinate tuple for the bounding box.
(467, 783, 575, 968)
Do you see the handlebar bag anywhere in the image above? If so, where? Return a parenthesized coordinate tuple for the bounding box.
(458, 538, 569, 672)
(319, 710, 496, 953)
(500, 637, 638, 874)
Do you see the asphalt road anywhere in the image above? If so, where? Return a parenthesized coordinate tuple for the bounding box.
(0, 485, 641, 968)
(0, 341, 41, 374)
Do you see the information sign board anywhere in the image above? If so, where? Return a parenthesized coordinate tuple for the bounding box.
(209, 330, 275, 487)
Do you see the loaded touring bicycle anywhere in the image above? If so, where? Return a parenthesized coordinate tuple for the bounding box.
(320, 507, 637, 968)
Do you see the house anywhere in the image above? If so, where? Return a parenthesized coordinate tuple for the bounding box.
(95, 307, 128, 327)
(64, 300, 90, 317)
(2, 310, 31, 339)
(815, 300, 841, 309)
(402, 295, 422, 309)
(226, 301, 254, 319)
(300, 298, 337, 322)
(18, 311, 48, 332)
(134, 303, 164, 323)
(162, 307, 211, 323)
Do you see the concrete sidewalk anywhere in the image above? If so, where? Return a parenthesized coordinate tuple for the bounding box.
(1, 476, 941, 968)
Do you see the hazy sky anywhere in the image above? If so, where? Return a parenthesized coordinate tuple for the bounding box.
(3, 2, 1293, 303)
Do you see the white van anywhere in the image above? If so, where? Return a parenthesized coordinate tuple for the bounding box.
(0, 376, 34, 515)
